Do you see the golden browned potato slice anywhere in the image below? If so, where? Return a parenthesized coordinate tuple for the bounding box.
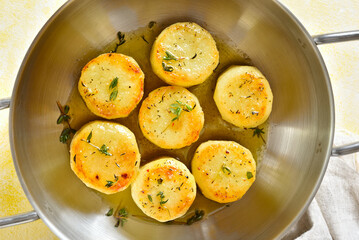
(214, 66, 273, 128)
(139, 86, 204, 149)
(131, 157, 196, 222)
(78, 53, 144, 119)
(150, 22, 219, 87)
(191, 140, 256, 203)
(70, 121, 140, 194)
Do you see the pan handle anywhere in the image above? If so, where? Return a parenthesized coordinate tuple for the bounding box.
(0, 98, 10, 110)
(313, 30, 359, 45)
(312, 31, 359, 156)
(0, 211, 39, 228)
(0, 98, 40, 227)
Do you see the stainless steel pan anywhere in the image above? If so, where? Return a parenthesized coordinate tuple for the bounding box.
(1, 0, 359, 239)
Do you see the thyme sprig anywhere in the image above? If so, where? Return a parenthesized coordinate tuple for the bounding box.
(161, 100, 196, 133)
(111, 31, 126, 53)
(157, 191, 168, 206)
(56, 101, 76, 144)
(105, 175, 119, 188)
(169, 100, 195, 122)
(114, 208, 128, 227)
(81, 131, 112, 156)
(186, 210, 205, 225)
(250, 127, 266, 144)
(163, 51, 178, 61)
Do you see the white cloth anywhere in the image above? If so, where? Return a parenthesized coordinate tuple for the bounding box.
(282, 130, 359, 240)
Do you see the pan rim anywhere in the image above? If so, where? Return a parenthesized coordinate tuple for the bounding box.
(272, 1, 335, 239)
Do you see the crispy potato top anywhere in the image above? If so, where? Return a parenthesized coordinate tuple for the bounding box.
(192, 140, 256, 203)
(150, 22, 219, 87)
(78, 53, 144, 119)
(131, 157, 196, 222)
(139, 86, 204, 149)
(214, 66, 273, 128)
(70, 121, 140, 194)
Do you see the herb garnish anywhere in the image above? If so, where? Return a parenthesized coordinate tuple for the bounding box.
(148, 194, 153, 202)
(109, 77, 119, 101)
(111, 32, 126, 53)
(100, 144, 111, 156)
(56, 101, 76, 144)
(221, 164, 231, 174)
(105, 175, 118, 188)
(247, 171, 253, 179)
(163, 51, 178, 61)
(161, 100, 196, 133)
(157, 191, 168, 206)
(81, 132, 112, 156)
(86, 131, 92, 142)
(105, 180, 114, 188)
(59, 128, 76, 143)
(162, 62, 174, 72)
(57, 105, 70, 124)
(106, 208, 114, 216)
(250, 127, 266, 143)
(141, 35, 149, 44)
(169, 100, 195, 122)
(161, 51, 178, 71)
(186, 210, 205, 225)
(148, 21, 156, 28)
(114, 208, 128, 227)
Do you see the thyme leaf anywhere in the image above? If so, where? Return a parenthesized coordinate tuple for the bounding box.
(148, 194, 153, 202)
(247, 171, 253, 179)
(110, 89, 118, 101)
(148, 21, 156, 28)
(109, 77, 118, 89)
(57, 114, 70, 124)
(105, 175, 119, 188)
(106, 208, 114, 216)
(115, 208, 128, 227)
(105, 180, 114, 188)
(162, 62, 174, 72)
(86, 131, 92, 143)
(64, 105, 70, 114)
(100, 144, 111, 156)
(221, 164, 231, 174)
(163, 51, 178, 61)
(59, 128, 71, 143)
(109, 77, 119, 101)
(157, 191, 168, 206)
(186, 210, 205, 225)
(250, 127, 266, 143)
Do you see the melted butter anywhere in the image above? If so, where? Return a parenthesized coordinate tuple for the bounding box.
(66, 22, 268, 224)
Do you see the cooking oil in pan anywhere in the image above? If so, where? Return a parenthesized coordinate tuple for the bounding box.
(65, 22, 268, 225)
